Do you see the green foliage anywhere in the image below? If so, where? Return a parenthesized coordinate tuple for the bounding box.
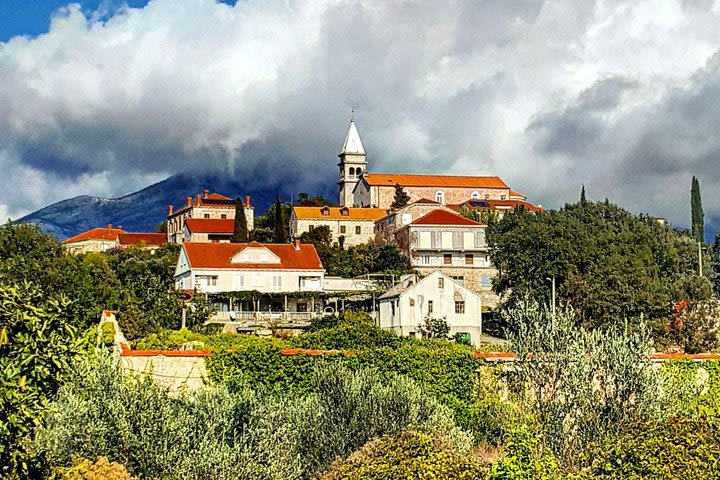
(576, 418, 720, 479)
(232, 196, 249, 242)
(321, 243, 410, 277)
(459, 206, 500, 225)
(295, 193, 334, 207)
(489, 427, 559, 480)
(660, 359, 720, 417)
(273, 195, 288, 243)
(55, 457, 137, 480)
(37, 354, 468, 480)
(292, 311, 400, 350)
(183, 293, 217, 330)
(0, 280, 79, 478)
(489, 201, 712, 336)
(579, 184, 586, 206)
(100, 322, 115, 346)
(505, 303, 660, 466)
(318, 431, 488, 480)
(390, 183, 410, 209)
(299, 224, 332, 247)
(691, 176, 704, 244)
(418, 315, 451, 339)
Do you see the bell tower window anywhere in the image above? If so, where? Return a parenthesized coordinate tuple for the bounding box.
(435, 191, 445, 204)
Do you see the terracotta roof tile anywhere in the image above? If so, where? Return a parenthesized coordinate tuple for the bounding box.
(363, 173, 509, 189)
(118, 233, 167, 246)
(64, 226, 123, 243)
(449, 199, 543, 213)
(410, 209, 483, 226)
(293, 206, 386, 221)
(184, 218, 235, 233)
(183, 242, 324, 271)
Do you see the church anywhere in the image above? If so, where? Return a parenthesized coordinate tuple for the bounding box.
(337, 119, 532, 210)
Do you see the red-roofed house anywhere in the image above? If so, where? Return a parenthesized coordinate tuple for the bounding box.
(290, 205, 387, 246)
(390, 209, 499, 307)
(175, 240, 327, 322)
(166, 190, 254, 244)
(64, 225, 166, 254)
(183, 218, 235, 243)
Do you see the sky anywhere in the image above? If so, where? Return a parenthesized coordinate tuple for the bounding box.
(0, 0, 719, 238)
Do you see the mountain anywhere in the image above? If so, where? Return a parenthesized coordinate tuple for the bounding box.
(19, 173, 279, 240)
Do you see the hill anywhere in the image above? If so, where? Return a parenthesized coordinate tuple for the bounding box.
(19, 173, 277, 240)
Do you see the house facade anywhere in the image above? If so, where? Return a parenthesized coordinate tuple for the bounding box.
(378, 271, 483, 346)
(392, 209, 499, 307)
(166, 191, 254, 244)
(290, 205, 386, 246)
(174, 240, 327, 323)
(374, 199, 454, 245)
(63, 225, 166, 254)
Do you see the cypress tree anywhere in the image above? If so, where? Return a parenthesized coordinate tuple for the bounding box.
(232, 197, 248, 242)
(580, 184, 587, 206)
(691, 176, 704, 243)
(273, 195, 288, 243)
(391, 184, 411, 209)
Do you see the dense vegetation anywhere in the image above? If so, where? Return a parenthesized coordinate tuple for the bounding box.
(489, 201, 715, 348)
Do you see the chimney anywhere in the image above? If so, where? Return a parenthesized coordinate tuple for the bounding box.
(107, 224, 112, 230)
(245, 195, 251, 208)
(168, 205, 174, 215)
(186, 196, 192, 207)
(117, 225, 123, 230)
(203, 189, 209, 198)
(293, 238, 301, 251)
(196, 194, 202, 204)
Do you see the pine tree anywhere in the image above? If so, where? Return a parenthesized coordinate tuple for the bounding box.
(691, 176, 704, 243)
(391, 184, 410, 209)
(580, 184, 587, 206)
(232, 197, 248, 242)
(273, 195, 288, 243)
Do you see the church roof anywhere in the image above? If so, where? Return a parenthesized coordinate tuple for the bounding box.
(340, 120, 366, 155)
(362, 173, 509, 189)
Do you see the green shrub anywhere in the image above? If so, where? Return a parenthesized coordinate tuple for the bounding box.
(318, 431, 488, 480)
(100, 322, 115, 346)
(660, 359, 720, 417)
(291, 310, 400, 350)
(576, 418, 720, 479)
(55, 457, 137, 480)
(490, 426, 559, 480)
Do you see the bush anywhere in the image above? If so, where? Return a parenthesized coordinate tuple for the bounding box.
(576, 418, 720, 479)
(318, 431, 488, 480)
(55, 457, 137, 480)
(291, 310, 400, 350)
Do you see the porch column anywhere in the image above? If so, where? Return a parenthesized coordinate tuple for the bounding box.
(284, 294, 288, 321)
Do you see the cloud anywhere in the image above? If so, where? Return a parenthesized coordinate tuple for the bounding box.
(0, 0, 719, 237)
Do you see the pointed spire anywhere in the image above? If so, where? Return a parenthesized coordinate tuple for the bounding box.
(340, 119, 366, 155)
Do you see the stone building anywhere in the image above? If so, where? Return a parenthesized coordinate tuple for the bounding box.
(290, 205, 386, 247)
(63, 225, 166, 254)
(391, 209, 499, 307)
(166, 191, 254, 244)
(183, 218, 234, 243)
(374, 198, 454, 245)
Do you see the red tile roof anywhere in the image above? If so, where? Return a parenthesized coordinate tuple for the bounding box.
(363, 173, 509, 189)
(64, 226, 123, 243)
(182, 242, 324, 270)
(204, 193, 231, 201)
(449, 199, 544, 213)
(293, 206, 386, 221)
(118, 233, 167, 246)
(184, 218, 235, 234)
(411, 209, 483, 226)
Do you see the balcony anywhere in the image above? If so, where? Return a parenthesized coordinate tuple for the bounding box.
(209, 310, 319, 326)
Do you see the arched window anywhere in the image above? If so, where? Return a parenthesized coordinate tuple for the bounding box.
(349, 167, 355, 176)
(435, 191, 445, 204)
(471, 191, 480, 200)
(356, 167, 362, 175)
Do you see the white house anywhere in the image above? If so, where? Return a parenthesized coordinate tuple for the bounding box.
(378, 271, 483, 346)
(174, 240, 326, 322)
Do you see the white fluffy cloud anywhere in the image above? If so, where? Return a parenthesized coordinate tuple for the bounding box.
(1, 0, 719, 235)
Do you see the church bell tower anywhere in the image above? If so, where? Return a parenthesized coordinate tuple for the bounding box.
(338, 119, 367, 206)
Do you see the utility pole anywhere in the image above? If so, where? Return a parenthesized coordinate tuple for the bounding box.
(699, 241, 703, 276)
(546, 275, 556, 318)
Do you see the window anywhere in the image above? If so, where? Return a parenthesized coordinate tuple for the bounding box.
(221, 214, 227, 219)
(340, 208, 350, 216)
(204, 213, 210, 219)
(409, 298, 415, 307)
(321, 207, 330, 216)
(442, 231, 453, 248)
(420, 254, 430, 265)
(455, 301, 465, 314)
(356, 167, 362, 175)
(308, 225, 314, 231)
(463, 232, 474, 249)
(438, 278, 444, 289)
(435, 191, 445, 204)
(428, 300, 433, 314)
(443, 254, 452, 265)
(340, 225, 346, 234)
(349, 167, 355, 176)
(465, 254, 474, 265)
(451, 275, 465, 285)
(471, 191, 480, 200)
(273, 275, 282, 290)
(481, 276, 493, 288)
(419, 231, 431, 248)
(355, 225, 361, 235)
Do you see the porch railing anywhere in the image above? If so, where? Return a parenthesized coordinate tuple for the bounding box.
(209, 311, 318, 323)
